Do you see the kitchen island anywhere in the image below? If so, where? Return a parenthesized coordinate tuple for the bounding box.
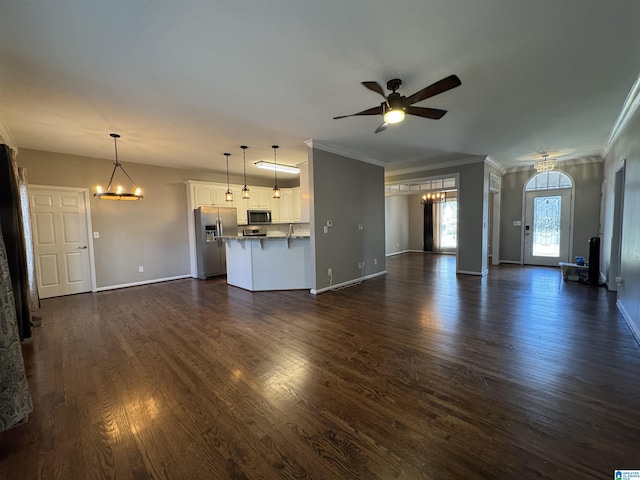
(224, 235, 312, 291)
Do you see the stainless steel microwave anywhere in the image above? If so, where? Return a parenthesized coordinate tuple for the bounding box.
(247, 210, 272, 224)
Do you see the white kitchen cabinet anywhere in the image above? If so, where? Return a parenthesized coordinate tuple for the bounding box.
(277, 189, 294, 223)
(212, 185, 231, 206)
(249, 187, 272, 209)
(292, 187, 301, 222)
(194, 185, 214, 207)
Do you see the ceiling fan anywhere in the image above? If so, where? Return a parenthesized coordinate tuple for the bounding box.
(333, 74, 461, 133)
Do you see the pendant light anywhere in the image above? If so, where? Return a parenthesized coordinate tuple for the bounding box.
(224, 153, 233, 202)
(534, 154, 557, 173)
(271, 145, 281, 199)
(94, 133, 143, 200)
(420, 191, 446, 204)
(241, 145, 250, 199)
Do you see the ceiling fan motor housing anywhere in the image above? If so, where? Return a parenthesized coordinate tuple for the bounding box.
(387, 92, 406, 111)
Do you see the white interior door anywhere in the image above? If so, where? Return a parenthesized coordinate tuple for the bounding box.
(29, 187, 93, 298)
(524, 189, 572, 266)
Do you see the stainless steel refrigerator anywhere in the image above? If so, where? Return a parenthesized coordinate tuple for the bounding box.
(194, 206, 238, 279)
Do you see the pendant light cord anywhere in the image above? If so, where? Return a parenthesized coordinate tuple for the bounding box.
(272, 145, 279, 188)
(225, 153, 231, 191)
(241, 145, 248, 187)
(107, 134, 137, 191)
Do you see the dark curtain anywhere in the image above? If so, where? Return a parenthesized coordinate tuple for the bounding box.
(0, 221, 33, 430)
(0, 145, 31, 340)
(423, 201, 434, 252)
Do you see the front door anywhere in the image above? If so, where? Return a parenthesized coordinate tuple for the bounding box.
(524, 189, 572, 266)
(29, 186, 94, 298)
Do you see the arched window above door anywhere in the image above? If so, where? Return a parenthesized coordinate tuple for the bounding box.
(525, 171, 572, 191)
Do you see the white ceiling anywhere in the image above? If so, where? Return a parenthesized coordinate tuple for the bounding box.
(1, 1, 639, 180)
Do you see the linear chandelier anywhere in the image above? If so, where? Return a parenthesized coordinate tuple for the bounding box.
(420, 191, 446, 204)
(94, 133, 143, 200)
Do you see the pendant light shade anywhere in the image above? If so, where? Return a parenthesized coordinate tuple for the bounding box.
(241, 145, 250, 199)
(224, 153, 233, 202)
(94, 133, 143, 200)
(271, 145, 280, 199)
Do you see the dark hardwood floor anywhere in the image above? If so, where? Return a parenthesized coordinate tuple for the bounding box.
(1, 253, 639, 479)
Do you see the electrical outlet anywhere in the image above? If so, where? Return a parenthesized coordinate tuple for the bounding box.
(358, 224, 363, 230)
(93, 231, 100, 238)
(374, 258, 378, 265)
(323, 225, 328, 234)
(138, 266, 144, 273)
(328, 268, 332, 276)
(358, 262, 362, 269)
(362, 261, 365, 269)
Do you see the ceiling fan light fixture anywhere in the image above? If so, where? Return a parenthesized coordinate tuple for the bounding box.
(94, 133, 143, 200)
(384, 108, 405, 124)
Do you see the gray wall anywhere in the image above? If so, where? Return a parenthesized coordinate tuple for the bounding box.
(385, 195, 409, 255)
(386, 158, 488, 275)
(408, 194, 424, 251)
(500, 159, 603, 263)
(17, 148, 278, 288)
(602, 106, 640, 339)
(384, 194, 423, 255)
(309, 148, 386, 289)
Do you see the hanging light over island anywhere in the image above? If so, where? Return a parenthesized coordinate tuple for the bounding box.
(271, 145, 280, 199)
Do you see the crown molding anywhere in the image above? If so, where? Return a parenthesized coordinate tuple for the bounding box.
(304, 139, 387, 168)
(0, 111, 18, 152)
(602, 72, 640, 159)
(484, 155, 506, 174)
(384, 155, 486, 178)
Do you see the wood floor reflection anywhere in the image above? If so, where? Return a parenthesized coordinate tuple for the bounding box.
(2, 253, 639, 479)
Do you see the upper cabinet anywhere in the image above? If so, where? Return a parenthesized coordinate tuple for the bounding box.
(194, 185, 214, 207)
(248, 188, 272, 209)
(188, 181, 302, 224)
(292, 187, 301, 222)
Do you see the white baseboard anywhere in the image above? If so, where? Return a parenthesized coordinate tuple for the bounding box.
(617, 299, 640, 347)
(457, 269, 489, 276)
(386, 250, 411, 257)
(311, 270, 387, 295)
(96, 274, 191, 292)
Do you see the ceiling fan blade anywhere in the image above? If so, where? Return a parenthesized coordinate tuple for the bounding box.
(374, 122, 388, 133)
(361, 81, 387, 98)
(405, 74, 461, 106)
(405, 106, 448, 119)
(333, 105, 382, 120)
